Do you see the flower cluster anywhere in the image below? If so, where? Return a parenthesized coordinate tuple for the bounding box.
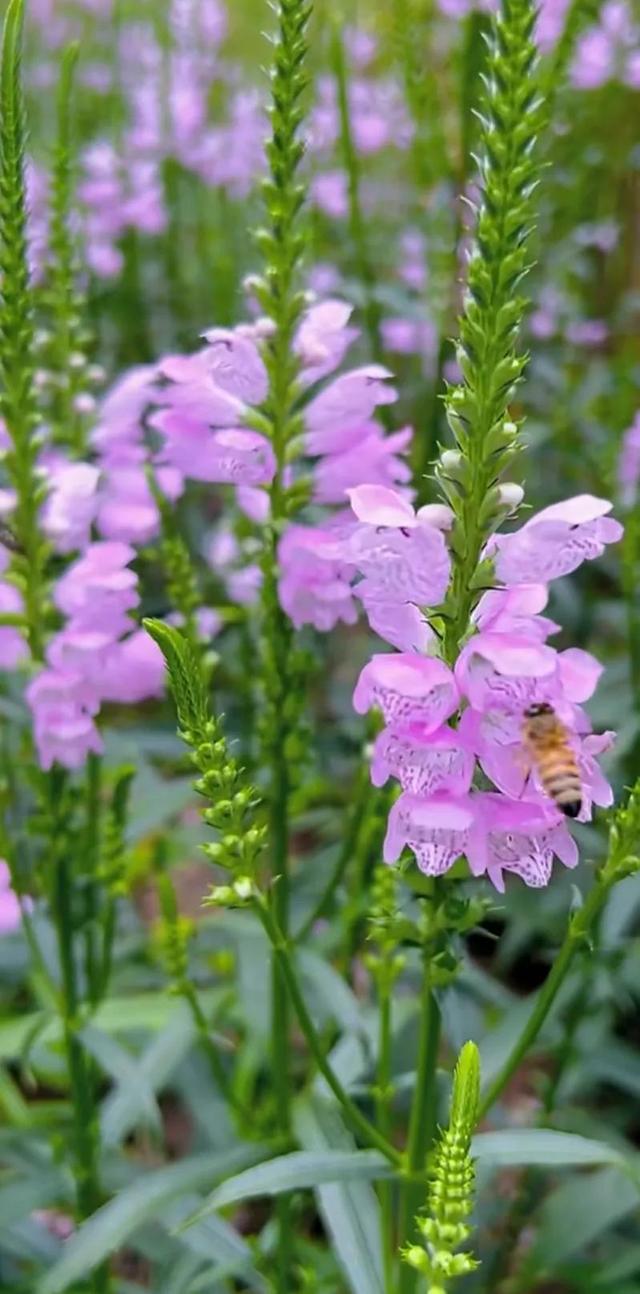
(349, 485, 622, 890)
(26, 541, 164, 770)
(28, 0, 264, 280)
(143, 296, 412, 631)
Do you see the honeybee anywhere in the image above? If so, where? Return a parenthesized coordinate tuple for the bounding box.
(521, 702, 582, 819)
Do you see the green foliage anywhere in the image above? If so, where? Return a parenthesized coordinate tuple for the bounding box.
(403, 1043, 480, 1293)
(436, 0, 544, 657)
(0, 2, 638, 1292)
(0, 0, 48, 658)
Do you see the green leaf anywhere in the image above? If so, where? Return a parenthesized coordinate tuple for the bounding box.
(472, 1129, 629, 1169)
(0, 989, 227, 1060)
(181, 1149, 393, 1226)
(523, 1166, 640, 1275)
(294, 1097, 384, 1294)
(143, 618, 209, 734)
(100, 1009, 196, 1147)
(37, 1146, 267, 1294)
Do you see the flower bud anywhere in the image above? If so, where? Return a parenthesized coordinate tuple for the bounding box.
(416, 503, 455, 531)
(440, 449, 462, 473)
(233, 877, 254, 900)
(496, 482, 524, 511)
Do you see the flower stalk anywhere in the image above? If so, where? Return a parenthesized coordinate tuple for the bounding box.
(403, 1042, 480, 1293)
(0, 0, 49, 659)
(435, 0, 544, 660)
(41, 42, 96, 457)
(253, 2, 313, 1280)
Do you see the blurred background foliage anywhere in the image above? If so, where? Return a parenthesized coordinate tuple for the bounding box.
(0, 0, 639, 1290)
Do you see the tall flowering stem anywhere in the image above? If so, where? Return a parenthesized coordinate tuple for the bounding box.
(398, 2, 543, 1284)
(41, 42, 94, 456)
(0, 0, 48, 659)
(253, 2, 312, 1283)
(42, 770, 110, 1294)
(436, 0, 544, 662)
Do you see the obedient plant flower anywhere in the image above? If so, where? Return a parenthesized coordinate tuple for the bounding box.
(491, 495, 623, 584)
(27, 543, 164, 769)
(351, 484, 621, 888)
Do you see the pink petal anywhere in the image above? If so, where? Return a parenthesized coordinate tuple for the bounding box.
(347, 484, 416, 527)
(557, 648, 603, 702)
(534, 494, 614, 525)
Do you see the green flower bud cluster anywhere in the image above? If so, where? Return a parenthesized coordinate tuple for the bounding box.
(434, 0, 544, 662)
(143, 620, 266, 881)
(0, 0, 49, 659)
(252, 0, 311, 440)
(599, 775, 640, 887)
(154, 869, 194, 985)
(98, 768, 135, 897)
(403, 1043, 481, 1293)
(365, 864, 406, 992)
(146, 470, 203, 650)
(38, 44, 97, 458)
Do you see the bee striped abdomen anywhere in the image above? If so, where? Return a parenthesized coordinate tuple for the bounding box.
(536, 752, 582, 818)
(522, 703, 583, 819)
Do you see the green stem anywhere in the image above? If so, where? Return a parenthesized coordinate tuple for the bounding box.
(83, 753, 102, 1008)
(295, 763, 372, 942)
(398, 957, 442, 1294)
(179, 979, 251, 1124)
(331, 20, 383, 365)
(478, 874, 611, 1121)
(254, 896, 403, 1166)
(376, 982, 395, 1293)
(52, 834, 108, 1292)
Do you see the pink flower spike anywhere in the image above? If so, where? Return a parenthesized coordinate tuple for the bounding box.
(371, 722, 475, 797)
(353, 653, 458, 728)
(383, 792, 475, 875)
(348, 484, 417, 528)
